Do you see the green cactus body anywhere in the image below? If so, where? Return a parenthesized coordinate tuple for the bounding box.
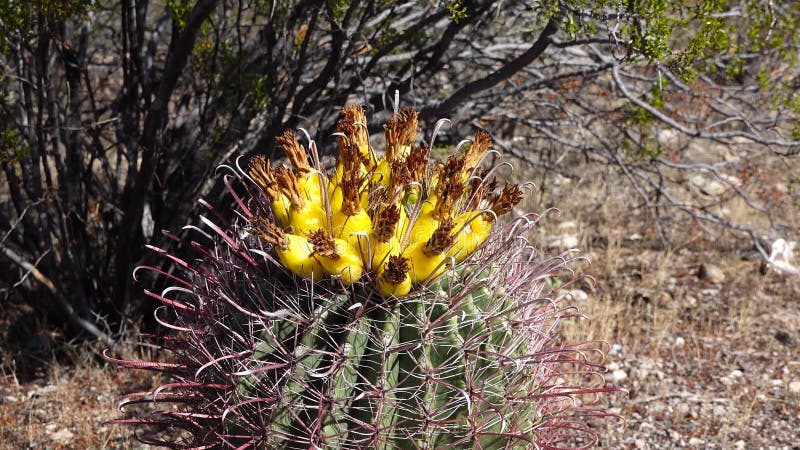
(109, 107, 617, 449)
(210, 265, 567, 449)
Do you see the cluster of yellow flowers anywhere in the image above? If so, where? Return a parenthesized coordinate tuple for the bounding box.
(248, 105, 522, 297)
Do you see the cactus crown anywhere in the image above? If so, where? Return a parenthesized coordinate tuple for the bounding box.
(245, 105, 522, 295)
(107, 106, 618, 449)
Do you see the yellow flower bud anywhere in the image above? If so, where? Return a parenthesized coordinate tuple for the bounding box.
(406, 200, 438, 245)
(372, 158, 392, 187)
(378, 255, 412, 297)
(331, 208, 372, 248)
(271, 196, 291, 227)
(298, 172, 324, 201)
(404, 241, 447, 283)
(249, 217, 324, 280)
(403, 218, 454, 283)
(308, 230, 364, 285)
(369, 235, 402, 274)
(277, 234, 326, 280)
(448, 211, 492, 262)
(288, 202, 327, 236)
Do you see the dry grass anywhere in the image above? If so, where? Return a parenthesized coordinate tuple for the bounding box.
(1, 155, 798, 449)
(0, 340, 160, 450)
(545, 163, 800, 449)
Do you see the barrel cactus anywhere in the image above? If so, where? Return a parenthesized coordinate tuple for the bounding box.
(108, 105, 617, 448)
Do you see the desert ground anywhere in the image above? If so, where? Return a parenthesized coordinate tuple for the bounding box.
(1, 155, 798, 449)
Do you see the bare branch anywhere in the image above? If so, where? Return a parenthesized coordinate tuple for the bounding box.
(0, 242, 117, 348)
(420, 13, 562, 121)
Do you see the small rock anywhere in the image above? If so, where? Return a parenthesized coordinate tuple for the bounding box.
(675, 336, 685, 346)
(658, 129, 683, 147)
(51, 428, 74, 444)
(697, 263, 726, 283)
(610, 344, 623, 356)
(611, 369, 628, 383)
(770, 379, 783, 387)
(689, 174, 727, 196)
(669, 429, 682, 441)
(557, 220, 577, 230)
(655, 291, 672, 306)
(567, 289, 588, 302)
(649, 403, 666, 414)
(788, 380, 800, 394)
(768, 238, 798, 274)
(720, 174, 742, 187)
(638, 421, 657, 432)
(27, 384, 57, 399)
(548, 234, 579, 249)
(688, 437, 705, 446)
(722, 369, 744, 386)
(734, 440, 746, 450)
(774, 330, 795, 348)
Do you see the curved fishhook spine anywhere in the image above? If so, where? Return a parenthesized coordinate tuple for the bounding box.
(460, 159, 513, 215)
(181, 224, 214, 242)
(453, 138, 472, 155)
(421, 255, 457, 285)
(153, 306, 197, 332)
(215, 162, 239, 178)
(132, 266, 190, 288)
(428, 118, 452, 152)
(354, 120, 378, 166)
(452, 208, 495, 239)
(352, 231, 373, 271)
(398, 181, 427, 246)
(331, 131, 349, 144)
(195, 351, 251, 379)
